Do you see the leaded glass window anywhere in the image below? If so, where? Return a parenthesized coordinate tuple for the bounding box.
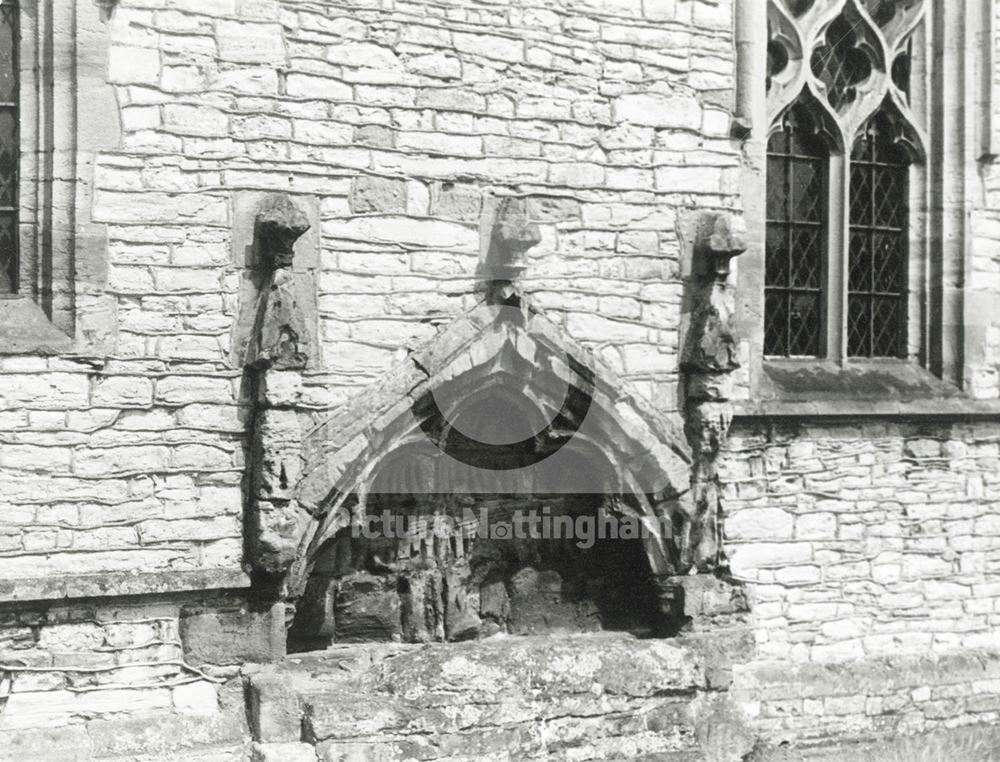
(848, 112, 910, 357)
(0, 0, 16, 294)
(765, 106, 827, 356)
(764, 0, 926, 360)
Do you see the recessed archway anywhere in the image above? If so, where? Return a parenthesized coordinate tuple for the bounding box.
(283, 305, 698, 649)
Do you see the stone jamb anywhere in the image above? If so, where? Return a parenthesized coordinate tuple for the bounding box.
(0, 0, 118, 356)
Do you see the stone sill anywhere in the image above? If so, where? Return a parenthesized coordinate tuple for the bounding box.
(0, 296, 73, 354)
(734, 358, 1000, 420)
(0, 568, 251, 604)
(734, 397, 1000, 419)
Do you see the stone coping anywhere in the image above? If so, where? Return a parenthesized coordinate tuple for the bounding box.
(0, 568, 251, 603)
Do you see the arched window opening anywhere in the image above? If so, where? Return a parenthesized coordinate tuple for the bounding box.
(765, 103, 829, 357)
(848, 110, 912, 358)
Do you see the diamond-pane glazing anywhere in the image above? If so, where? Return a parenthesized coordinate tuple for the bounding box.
(0, 210, 13, 292)
(0, 1, 14, 294)
(811, 14, 873, 111)
(0, 109, 15, 207)
(0, 3, 14, 104)
(848, 110, 909, 358)
(864, 0, 922, 29)
(848, 231, 871, 291)
(765, 104, 827, 357)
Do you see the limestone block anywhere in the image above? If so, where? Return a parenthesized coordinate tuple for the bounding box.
(507, 568, 600, 636)
(351, 176, 406, 214)
(327, 216, 478, 250)
(334, 574, 402, 642)
(729, 542, 812, 573)
(251, 499, 311, 575)
(293, 576, 338, 647)
(0, 373, 90, 409)
(217, 20, 286, 65)
(725, 508, 794, 540)
(180, 603, 286, 666)
(93, 191, 228, 225)
(408, 52, 461, 79)
(674, 574, 748, 619)
(452, 31, 524, 62)
(613, 93, 701, 129)
(248, 672, 303, 743)
(156, 376, 235, 405)
(286, 73, 352, 99)
(108, 46, 159, 85)
(163, 104, 229, 136)
(173, 680, 220, 715)
(443, 569, 481, 642)
(253, 741, 317, 762)
(693, 694, 755, 762)
(74, 445, 170, 476)
(252, 409, 303, 500)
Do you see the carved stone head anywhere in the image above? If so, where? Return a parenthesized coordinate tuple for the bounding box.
(256, 194, 311, 269)
(485, 197, 542, 279)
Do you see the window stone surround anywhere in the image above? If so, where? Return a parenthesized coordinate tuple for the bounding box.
(735, 0, 1000, 412)
(1, 0, 120, 357)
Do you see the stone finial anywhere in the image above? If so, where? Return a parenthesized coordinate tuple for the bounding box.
(256, 195, 310, 269)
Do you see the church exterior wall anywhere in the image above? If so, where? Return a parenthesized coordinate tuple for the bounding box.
(0, 0, 998, 758)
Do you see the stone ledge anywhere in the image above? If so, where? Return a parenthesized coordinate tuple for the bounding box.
(736, 359, 1000, 419)
(734, 396, 1000, 420)
(0, 297, 74, 355)
(0, 568, 251, 604)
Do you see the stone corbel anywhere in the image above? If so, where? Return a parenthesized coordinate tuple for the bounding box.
(681, 213, 747, 573)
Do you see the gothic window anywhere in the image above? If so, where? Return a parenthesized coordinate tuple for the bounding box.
(848, 111, 911, 358)
(0, 0, 15, 294)
(763, 0, 926, 359)
(765, 105, 827, 356)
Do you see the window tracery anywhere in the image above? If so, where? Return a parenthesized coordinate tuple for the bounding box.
(765, 0, 927, 359)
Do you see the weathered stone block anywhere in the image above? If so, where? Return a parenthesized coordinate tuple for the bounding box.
(613, 93, 701, 129)
(247, 671, 303, 743)
(253, 741, 318, 762)
(431, 182, 482, 221)
(443, 569, 480, 642)
(351, 176, 406, 214)
(108, 46, 159, 85)
(507, 568, 600, 635)
(334, 574, 401, 642)
(173, 679, 220, 715)
(180, 603, 285, 666)
(217, 20, 286, 65)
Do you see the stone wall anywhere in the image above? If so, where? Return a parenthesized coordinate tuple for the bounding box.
(722, 421, 1000, 663)
(719, 419, 1000, 747)
(0, 596, 250, 761)
(3, 0, 741, 604)
(1, 0, 999, 756)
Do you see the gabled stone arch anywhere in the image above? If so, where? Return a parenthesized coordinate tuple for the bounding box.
(287, 300, 695, 604)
